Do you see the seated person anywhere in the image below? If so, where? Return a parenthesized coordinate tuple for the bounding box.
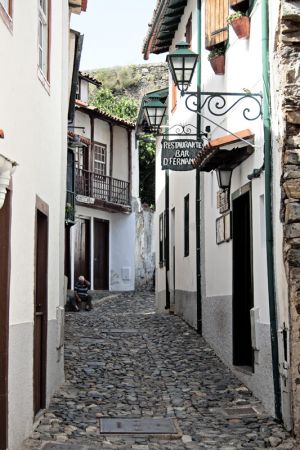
(73, 275, 92, 311)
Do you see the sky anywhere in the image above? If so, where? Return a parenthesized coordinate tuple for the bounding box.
(71, 0, 165, 70)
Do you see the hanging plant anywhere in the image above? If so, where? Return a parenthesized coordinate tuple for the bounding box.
(227, 11, 250, 39)
(208, 47, 226, 75)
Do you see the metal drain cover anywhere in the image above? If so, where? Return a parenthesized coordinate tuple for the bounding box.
(100, 418, 177, 434)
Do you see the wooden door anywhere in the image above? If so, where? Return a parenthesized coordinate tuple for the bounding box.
(74, 218, 90, 282)
(232, 189, 254, 369)
(0, 191, 11, 450)
(34, 208, 48, 415)
(93, 219, 109, 290)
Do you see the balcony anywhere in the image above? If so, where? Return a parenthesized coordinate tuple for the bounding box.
(75, 169, 131, 211)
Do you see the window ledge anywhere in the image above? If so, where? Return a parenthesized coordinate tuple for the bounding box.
(0, 3, 13, 34)
(37, 68, 50, 95)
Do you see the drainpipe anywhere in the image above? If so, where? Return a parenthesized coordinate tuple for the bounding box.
(262, 0, 282, 420)
(196, 0, 202, 334)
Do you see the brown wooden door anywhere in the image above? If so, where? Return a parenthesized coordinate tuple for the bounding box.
(34, 209, 48, 415)
(0, 191, 11, 450)
(93, 219, 109, 290)
(74, 218, 90, 282)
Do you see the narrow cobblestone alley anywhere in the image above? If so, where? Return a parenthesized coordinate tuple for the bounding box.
(23, 293, 296, 450)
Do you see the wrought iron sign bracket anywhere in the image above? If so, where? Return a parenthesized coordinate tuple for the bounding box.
(184, 91, 263, 122)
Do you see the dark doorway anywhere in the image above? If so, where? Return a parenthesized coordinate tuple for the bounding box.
(65, 226, 71, 289)
(74, 218, 90, 282)
(93, 219, 109, 290)
(0, 190, 11, 450)
(34, 205, 48, 416)
(232, 186, 254, 369)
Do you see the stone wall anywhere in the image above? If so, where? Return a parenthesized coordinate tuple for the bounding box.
(279, 0, 300, 437)
(135, 204, 155, 290)
(90, 63, 169, 102)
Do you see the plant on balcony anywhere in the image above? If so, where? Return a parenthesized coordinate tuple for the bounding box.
(65, 202, 75, 225)
(227, 11, 250, 39)
(208, 47, 226, 75)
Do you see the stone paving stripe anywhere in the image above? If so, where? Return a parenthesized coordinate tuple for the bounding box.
(222, 406, 259, 416)
(42, 443, 87, 450)
(99, 329, 140, 334)
(100, 418, 178, 435)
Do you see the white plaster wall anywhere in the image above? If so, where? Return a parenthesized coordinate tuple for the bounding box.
(73, 206, 136, 291)
(80, 79, 89, 103)
(0, 1, 69, 448)
(155, 137, 167, 311)
(113, 126, 129, 182)
(131, 133, 139, 200)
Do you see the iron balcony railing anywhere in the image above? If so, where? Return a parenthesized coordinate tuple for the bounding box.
(75, 168, 130, 206)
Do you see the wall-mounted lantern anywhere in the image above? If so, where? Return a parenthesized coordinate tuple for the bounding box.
(215, 168, 233, 191)
(143, 98, 167, 133)
(0, 154, 17, 209)
(166, 41, 199, 94)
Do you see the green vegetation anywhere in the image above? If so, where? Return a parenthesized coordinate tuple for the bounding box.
(138, 135, 156, 206)
(90, 87, 138, 122)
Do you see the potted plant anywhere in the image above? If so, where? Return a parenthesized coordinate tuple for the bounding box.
(208, 47, 225, 75)
(227, 11, 250, 39)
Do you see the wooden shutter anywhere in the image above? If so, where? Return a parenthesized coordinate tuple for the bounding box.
(205, 0, 229, 50)
(172, 82, 177, 112)
(185, 14, 192, 46)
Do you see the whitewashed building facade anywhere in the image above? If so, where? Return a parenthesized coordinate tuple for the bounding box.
(66, 74, 138, 292)
(140, 0, 292, 430)
(0, 1, 86, 449)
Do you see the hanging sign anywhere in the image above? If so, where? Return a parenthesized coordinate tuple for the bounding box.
(161, 139, 203, 171)
(76, 194, 95, 205)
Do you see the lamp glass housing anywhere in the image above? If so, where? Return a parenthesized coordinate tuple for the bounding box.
(216, 168, 233, 190)
(143, 98, 167, 132)
(166, 41, 198, 93)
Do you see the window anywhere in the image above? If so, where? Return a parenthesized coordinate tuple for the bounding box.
(205, 0, 228, 49)
(94, 143, 106, 176)
(0, 0, 12, 15)
(159, 213, 164, 267)
(186, 14, 192, 46)
(184, 194, 189, 257)
(38, 0, 51, 80)
(230, 0, 254, 13)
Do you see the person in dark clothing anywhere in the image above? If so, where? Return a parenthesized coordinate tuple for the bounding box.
(73, 275, 92, 311)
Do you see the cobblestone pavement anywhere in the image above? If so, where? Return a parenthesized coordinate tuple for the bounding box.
(23, 292, 297, 450)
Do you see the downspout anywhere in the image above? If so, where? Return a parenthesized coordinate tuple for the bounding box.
(262, 0, 282, 420)
(196, 0, 202, 334)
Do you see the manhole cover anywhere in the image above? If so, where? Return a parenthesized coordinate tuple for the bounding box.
(222, 406, 259, 417)
(100, 418, 178, 434)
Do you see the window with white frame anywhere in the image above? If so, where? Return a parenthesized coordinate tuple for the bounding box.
(94, 144, 106, 176)
(38, 0, 50, 79)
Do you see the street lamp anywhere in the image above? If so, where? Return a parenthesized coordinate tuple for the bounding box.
(143, 98, 167, 133)
(166, 41, 199, 94)
(215, 168, 233, 191)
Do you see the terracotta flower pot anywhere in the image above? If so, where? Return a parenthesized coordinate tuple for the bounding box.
(231, 16, 250, 39)
(209, 54, 225, 75)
